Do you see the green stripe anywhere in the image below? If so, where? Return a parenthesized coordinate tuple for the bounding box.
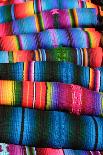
(8, 52, 13, 63)
(15, 81, 22, 106)
(38, 13, 45, 31)
(68, 9, 75, 27)
(54, 14, 59, 28)
(46, 82, 52, 109)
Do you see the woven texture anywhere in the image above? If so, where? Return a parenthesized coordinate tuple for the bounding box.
(0, 0, 103, 153)
(0, 3, 103, 25)
(0, 143, 103, 155)
(0, 62, 102, 92)
(0, 47, 102, 68)
(0, 9, 98, 36)
(0, 29, 101, 51)
(0, 80, 103, 115)
(0, 106, 103, 149)
(0, 0, 102, 15)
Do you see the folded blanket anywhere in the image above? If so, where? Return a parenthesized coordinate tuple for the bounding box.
(0, 62, 102, 91)
(0, 106, 103, 149)
(0, 8, 98, 27)
(0, 29, 101, 50)
(0, 9, 98, 36)
(0, 0, 101, 15)
(0, 143, 103, 155)
(0, 47, 102, 68)
(0, 81, 103, 115)
(36, 148, 103, 155)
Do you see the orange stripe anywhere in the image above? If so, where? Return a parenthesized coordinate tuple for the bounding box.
(35, 14, 40, 32)
(73, 9, 78, 27)
(22, 81, 33, 108)
(35, 82, 46, 110)
(89, 68, 94, 90)
(23, 62, 29, 81)
(83, 48, 88, 66)
(35, 50, 40, 61)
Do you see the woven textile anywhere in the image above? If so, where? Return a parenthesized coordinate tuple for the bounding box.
(0, 29, 101, 50)
(36, 148, 103, 155)
(0, 0, 102, 153)
(0, 0, 102, 16)
(0, 9, 98, 36)
(0, 106, 103, 149)
(0, 62, 102, 92)
(0, 8, 99, 24)
(0, 143, 103, 155)
(0, 81, 103, 115)
(0, 47, 102, 68)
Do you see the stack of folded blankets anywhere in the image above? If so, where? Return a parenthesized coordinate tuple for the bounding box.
(0, 0, 103, 154)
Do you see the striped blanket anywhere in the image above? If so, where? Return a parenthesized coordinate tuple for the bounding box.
(0, 106, 103, 149)
(0, 47, 102, 68)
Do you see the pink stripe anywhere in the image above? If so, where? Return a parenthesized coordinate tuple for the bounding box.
(30, 61, 34, 82)
(95, 70, 100, 92)
(49, 29, 58, 48)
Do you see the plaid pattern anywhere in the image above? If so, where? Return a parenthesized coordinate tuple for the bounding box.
(0, 47, 102, 68)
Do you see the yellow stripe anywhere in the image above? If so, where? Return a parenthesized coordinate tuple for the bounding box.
(46, 82, 52, 110)
(35, 50, 40, 61)
(89, 68, 94, 89)
(73, 9, 78, 27)
(84, 48, 88, 66)
(34, 14, 40, 32)
(0, 81, 13, 105)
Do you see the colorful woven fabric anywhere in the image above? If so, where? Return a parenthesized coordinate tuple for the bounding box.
(0, 106, 103, 149)
(0, 0, 102, 153)
(0, 47, 102, 68)
(0, 143, 36, 155)
(0, 9, 98, 36)
(0, 29, 101, 51)
(0, 0, 102, 16)
(0, 62, 102, 92)
(0, 143, 103, 155)
(36, 148, 103, 155)
(0, 8, 99, 25)
(0, 80, 103, 116)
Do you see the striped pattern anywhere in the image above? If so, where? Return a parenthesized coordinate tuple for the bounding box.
(0, 8, 98, 25)
(0, 80, 103, 116)
(0, 0, 102, 153)
(0, 29, 101, 51)
(0, 143, 103, 155)
(0, 47, 102, 68)
(0, 9, 98, 36)
(36, 148, 103, 155)
(0, 62, 102, 91)
(0, 0, 102, 16)
(0, 106, 103, 150)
